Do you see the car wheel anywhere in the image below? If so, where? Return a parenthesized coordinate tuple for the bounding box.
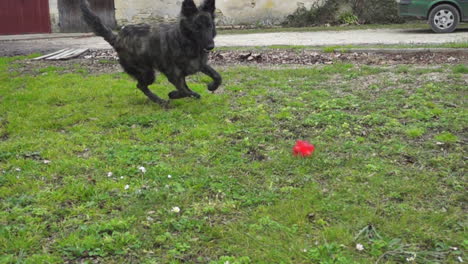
(429, 4, 460, 33)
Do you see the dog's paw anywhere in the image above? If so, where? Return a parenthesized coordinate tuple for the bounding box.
(169, 90, 184, 99)
(208, 82, 219, 92)
(190, 92, 201, 99)
(161, 101, 172, 109)
(169, 91, 201, 100)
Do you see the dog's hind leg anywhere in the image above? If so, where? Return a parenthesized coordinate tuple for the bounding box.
(136, 70, 168, 106)
(201, 65, 222, 92)
(138, 82, 167, 106)
(167, 76, 201, 100)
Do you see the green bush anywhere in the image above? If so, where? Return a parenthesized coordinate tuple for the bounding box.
(351, 0, 404, 24)
(283, 0, 342, 26)
(283, 0, 404, 27)
(339, 12, 359, 25)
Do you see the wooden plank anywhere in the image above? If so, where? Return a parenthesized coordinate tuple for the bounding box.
(33, 48, 70, 60)
(47, 49, 77, 60)
(59, 48, 87, 60)
(58, 48, 89, 60)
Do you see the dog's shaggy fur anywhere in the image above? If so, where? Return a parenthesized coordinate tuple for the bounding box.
(80, 0, 222, 106)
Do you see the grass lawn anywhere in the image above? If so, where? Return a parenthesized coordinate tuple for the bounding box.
(0, 55, 466, 263)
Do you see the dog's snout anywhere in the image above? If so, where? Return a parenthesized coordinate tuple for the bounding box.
(206, 43, 215, 50)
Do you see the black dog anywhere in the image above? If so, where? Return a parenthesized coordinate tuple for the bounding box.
(80, 0, 222, 106)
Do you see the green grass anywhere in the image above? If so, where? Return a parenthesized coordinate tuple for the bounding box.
(217, 22, 468, 35)
(0, 56, 467, 263)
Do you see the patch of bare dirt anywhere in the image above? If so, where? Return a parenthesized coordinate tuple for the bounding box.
(209, 49, 468, 65)
(13, 49, 468, 76)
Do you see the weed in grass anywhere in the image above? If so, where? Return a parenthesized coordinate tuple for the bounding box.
(434, 132, 458, 143)
(98, 59, 118, 64)
(453, 64, 468, 74)
(322, 45, 354, 53)
(405, 127, 426, 139)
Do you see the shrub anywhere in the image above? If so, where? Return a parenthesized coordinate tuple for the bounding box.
(283, 0, 342, 27)
(283, 0, 405, 27)
(339, 12, 359, 25)
(351, 0, 404, 24)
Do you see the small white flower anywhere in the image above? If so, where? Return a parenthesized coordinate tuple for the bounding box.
(15, 168, 21, 172)
(124, 184, 130, 190)
(120, 176, 124, 179)
(171, 206, 181, 213)
(356, 244, 364, 251)
(224, 261, 230, 264)
(107, 172, 113, 177)
(43, 160, 51, 164)
(450, 247, 458, 251)
(138, 166, 146, 173)
(406, 254, 416, 262)
(302, 249, 307, 252)
(168, 174, 172, 179)
(457, 256, 463, 263)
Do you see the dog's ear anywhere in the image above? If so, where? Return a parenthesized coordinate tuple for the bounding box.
(181, 0, 198, 17)
(200, 0, 215, 14)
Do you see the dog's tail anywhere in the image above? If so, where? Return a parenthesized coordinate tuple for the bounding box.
(80, 0, 116, 46)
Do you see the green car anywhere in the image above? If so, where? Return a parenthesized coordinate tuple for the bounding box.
(398, 0, 468, 33)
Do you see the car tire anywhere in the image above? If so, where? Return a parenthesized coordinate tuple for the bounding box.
(428, 4, 460, 33)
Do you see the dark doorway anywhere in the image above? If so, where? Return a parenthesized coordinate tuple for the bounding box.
(58, 0, 116, 33)
(0, 0, 51, 35)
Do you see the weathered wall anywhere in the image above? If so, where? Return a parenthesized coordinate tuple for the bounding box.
(215, 0, 319, 25)
(49, 0, 60, 32)
(49, 0, 321, 32)
(114, 0, 182, 25)
(113, 0, 321, 26)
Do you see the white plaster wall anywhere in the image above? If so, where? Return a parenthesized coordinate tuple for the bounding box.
(48, 0, 321, 32)
(49, 0, 59, 32)
(114, 0, 183, 25)
(114, 0, 320, 26)
(216, 0, 319, 25)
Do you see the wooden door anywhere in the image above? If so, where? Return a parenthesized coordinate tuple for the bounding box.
(58, 0, 116, 33)
(0, 0, 51, 35)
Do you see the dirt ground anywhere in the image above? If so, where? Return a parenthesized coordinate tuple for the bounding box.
(1, 28, 468, 56)
(13, 49, 468, 77)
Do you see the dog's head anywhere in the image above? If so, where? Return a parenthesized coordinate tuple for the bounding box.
(180, 0, 217, 53)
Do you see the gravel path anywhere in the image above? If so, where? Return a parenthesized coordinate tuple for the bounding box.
(1, 28, 467, 56)
(216, 28, 468, 47)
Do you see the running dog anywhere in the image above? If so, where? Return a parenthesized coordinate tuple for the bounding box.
(80, 0, 222, 106)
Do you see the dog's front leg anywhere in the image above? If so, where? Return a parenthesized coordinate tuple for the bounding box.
(201, 65, 222, 92)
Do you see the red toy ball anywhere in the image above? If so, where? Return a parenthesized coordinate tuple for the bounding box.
(293, 140, 315, 157)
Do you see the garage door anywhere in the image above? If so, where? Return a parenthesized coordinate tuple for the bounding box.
(0, 0, 51, 35)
